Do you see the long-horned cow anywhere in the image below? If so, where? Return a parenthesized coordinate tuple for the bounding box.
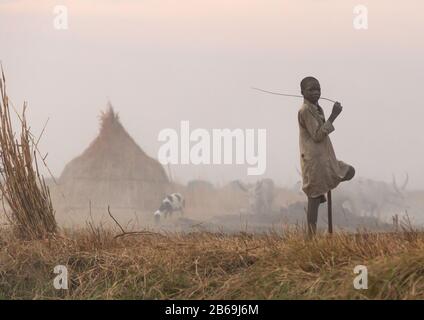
(234, 178, 275, 215)
(332, 174, 409, 220)
(187, 180, 215, 193)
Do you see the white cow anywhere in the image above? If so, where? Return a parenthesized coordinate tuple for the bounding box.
(234, 179, 275, 215)
(154, 193, 185, 223)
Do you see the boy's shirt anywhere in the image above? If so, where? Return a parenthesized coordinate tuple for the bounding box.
(298, 100, 351, 198)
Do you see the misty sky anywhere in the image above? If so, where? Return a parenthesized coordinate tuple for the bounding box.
(1, 0, 423, 188)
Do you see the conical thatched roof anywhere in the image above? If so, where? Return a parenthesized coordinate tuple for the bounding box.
(59, 103, 169, 211)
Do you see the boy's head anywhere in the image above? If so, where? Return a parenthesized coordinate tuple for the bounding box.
(300, 77, 321, 104)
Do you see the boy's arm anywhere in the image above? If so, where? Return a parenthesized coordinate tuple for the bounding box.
(299, 108, 335, 143)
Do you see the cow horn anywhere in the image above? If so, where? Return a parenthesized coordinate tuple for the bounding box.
(234, 180, 248, 192)
(392, 174, 401, 194)
(401, 173, 409, 190)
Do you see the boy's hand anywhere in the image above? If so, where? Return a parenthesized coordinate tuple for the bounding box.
(331, 102, 343, 117)
(328, 102, 342, 123)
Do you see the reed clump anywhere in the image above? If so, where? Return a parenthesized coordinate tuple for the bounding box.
(0, 67, 57, 239)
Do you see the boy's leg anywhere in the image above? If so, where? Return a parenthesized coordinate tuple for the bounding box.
(307, 196, 321, 237)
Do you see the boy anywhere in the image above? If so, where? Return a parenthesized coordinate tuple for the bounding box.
(298, 76, 355, 237)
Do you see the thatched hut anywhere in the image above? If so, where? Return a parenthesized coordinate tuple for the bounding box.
(58, 104, 169, 212)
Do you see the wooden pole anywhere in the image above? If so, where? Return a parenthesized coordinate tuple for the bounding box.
(327, 190, 333, 234)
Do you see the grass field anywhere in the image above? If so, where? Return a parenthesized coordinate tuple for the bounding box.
(1, 226, 424, 300)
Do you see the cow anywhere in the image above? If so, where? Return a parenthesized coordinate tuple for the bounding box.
(295, 164, 410, 221)
(332, 174, 409, 221)
(234, 178, 275, 215)
(187, 180, 215, 193)
(154, 193, 185, 223)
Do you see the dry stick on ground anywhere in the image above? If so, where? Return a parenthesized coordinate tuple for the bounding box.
(107, 205, 160, 239)
(0, 66, 57, 239)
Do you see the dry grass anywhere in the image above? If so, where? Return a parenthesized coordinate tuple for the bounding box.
(1, 226, 424, 300)
(0, 67, 57, 239)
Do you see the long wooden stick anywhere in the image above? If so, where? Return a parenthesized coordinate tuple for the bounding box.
(327, 190, 333, 234)
(251, 87, 337, 103)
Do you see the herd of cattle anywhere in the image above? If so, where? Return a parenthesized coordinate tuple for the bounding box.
(153, 173, 415, 225)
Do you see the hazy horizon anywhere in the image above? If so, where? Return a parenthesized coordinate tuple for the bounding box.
(1, 0, 423, 189)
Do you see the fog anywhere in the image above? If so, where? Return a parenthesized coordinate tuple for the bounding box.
(1, 0, 423, 189)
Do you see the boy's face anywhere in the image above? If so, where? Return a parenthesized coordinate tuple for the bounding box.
(302, 80, 321, 104)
